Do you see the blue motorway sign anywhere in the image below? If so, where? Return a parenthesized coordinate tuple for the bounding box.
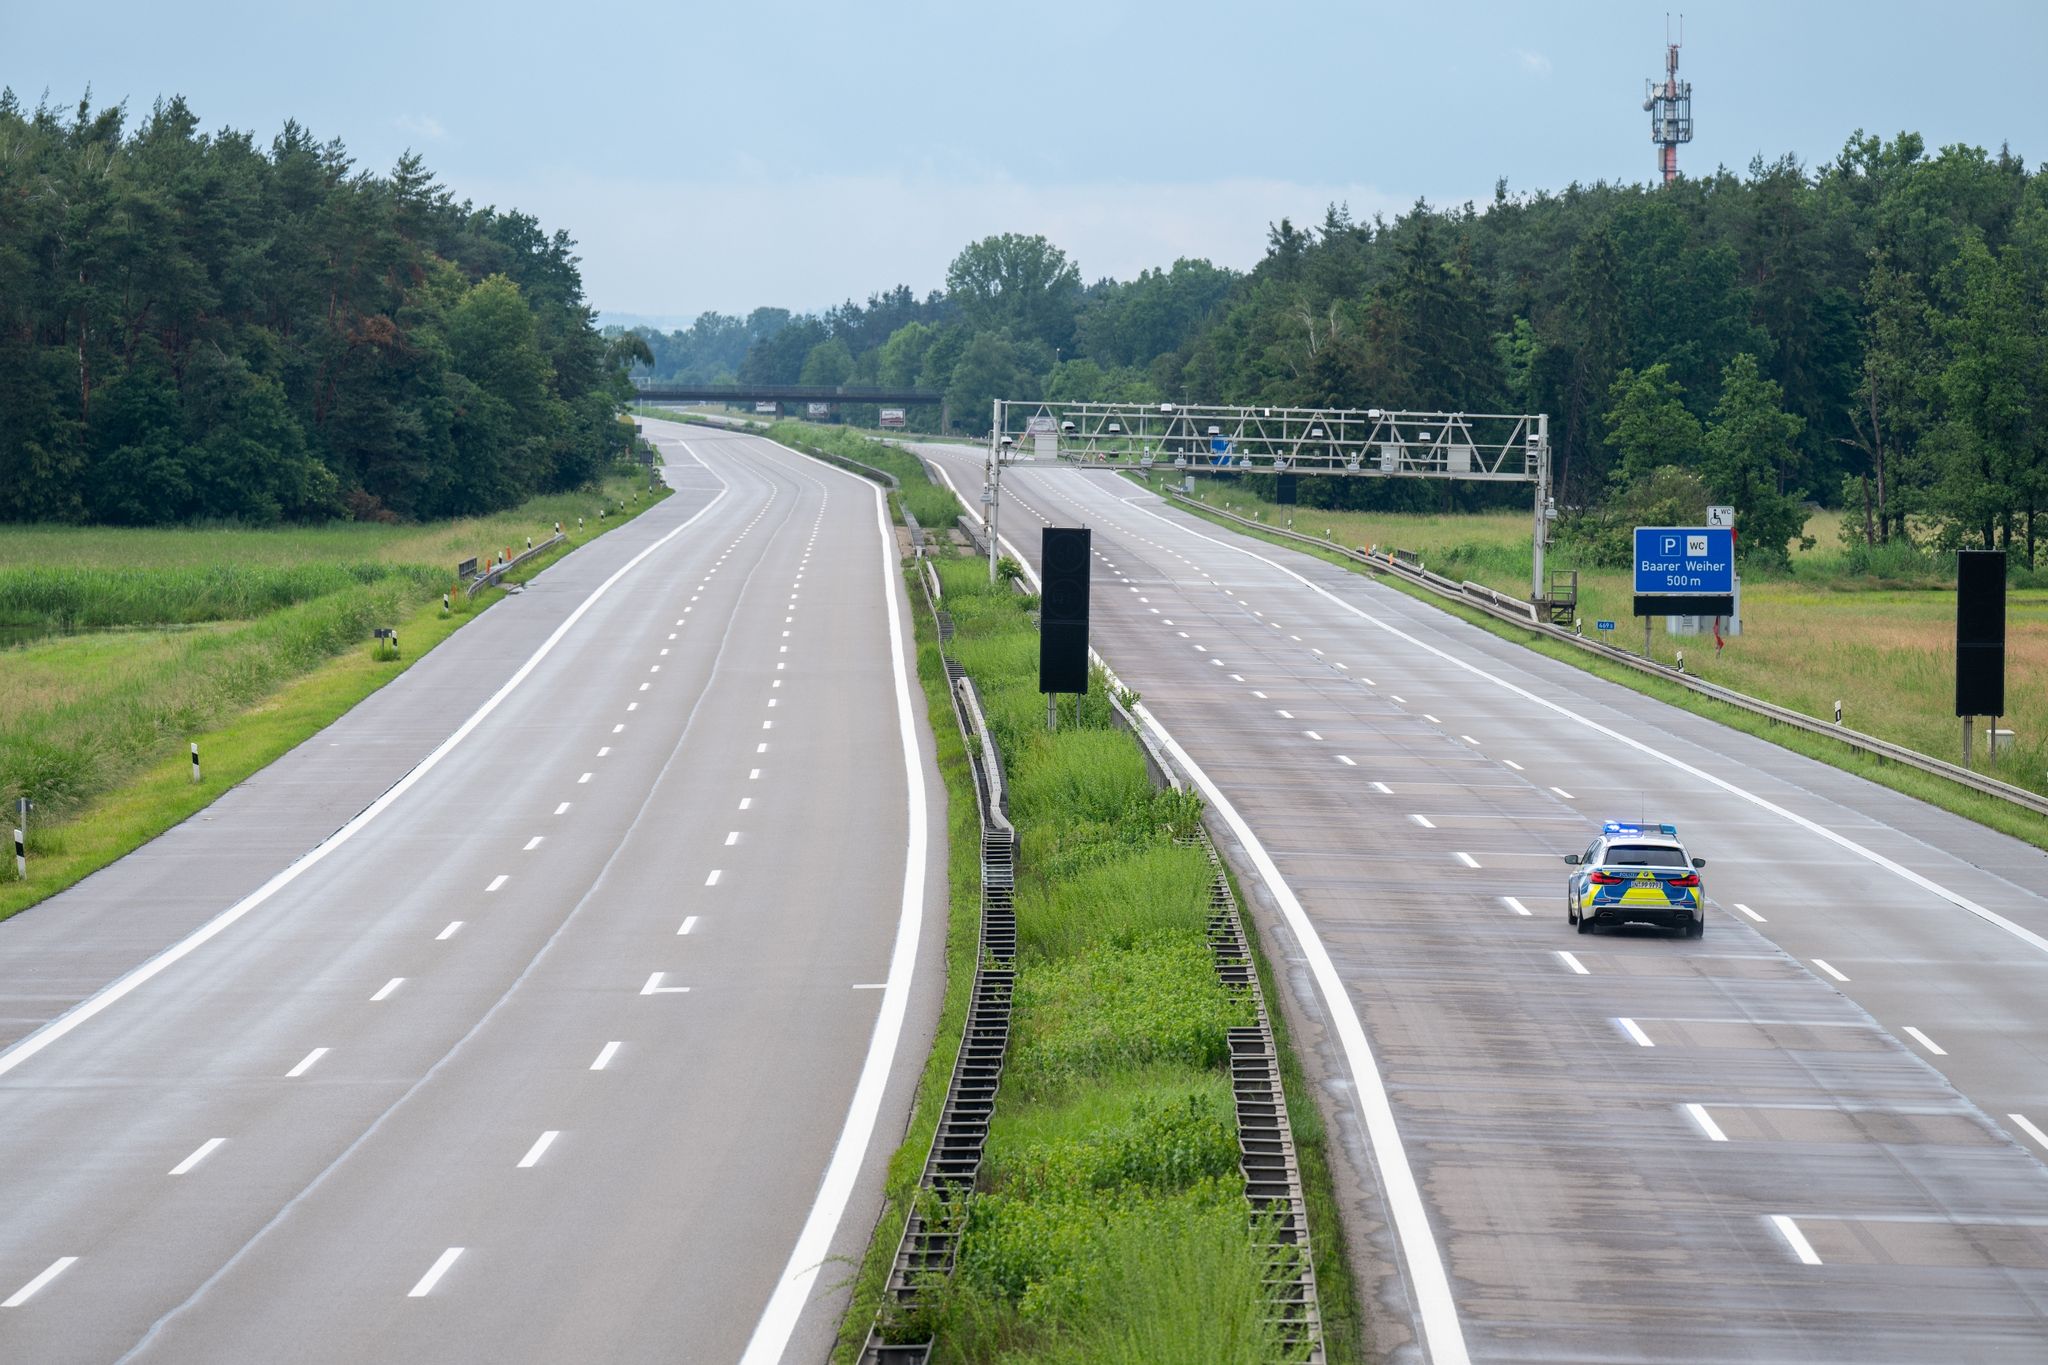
(1633, 527, 1734, 595)
(1595, 620, 1616, 632)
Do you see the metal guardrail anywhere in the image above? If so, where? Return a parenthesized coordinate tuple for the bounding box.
(862, 571, 1017, 1365)
(463, 532, 566, 599)
(1168, 491, 2048, 820)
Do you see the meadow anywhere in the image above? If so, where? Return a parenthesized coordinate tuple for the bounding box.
(0, 472, 664, 919)
(1169, 478, 2048, 798)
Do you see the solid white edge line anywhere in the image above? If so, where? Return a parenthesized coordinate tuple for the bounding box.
(168, 1137, 226, 1176)
(3, 1256, 78, 1307)
(1685, 1103, 1729, 1142)
(932, 451, 1481, 1361)
(1770, 1214, 1823, 1265)
(737, 451, 928, 1365)
(1619, 1018, 1655, 1047)
(2008, 1112, 2048, 1150)
(407, 1247, 465, 1297)
(516, 1131, 559, 1168)
(0, 483, 733, 1082)
(1104, 486, 2048, 962)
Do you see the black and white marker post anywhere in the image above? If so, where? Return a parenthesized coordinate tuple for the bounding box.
(13, 826, 23, 880)
(191, 742, 201, 784)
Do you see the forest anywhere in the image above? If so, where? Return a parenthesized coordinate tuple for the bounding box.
(630, 132, 2048, 568)
(0, 92, 642, 526)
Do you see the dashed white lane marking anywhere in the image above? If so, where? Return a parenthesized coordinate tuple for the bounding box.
(1277, 710, 1294, 719)
(554, 803, 570, 815)
(757, 742, 768, 753)
(408, 1247, 465, 1297)
(749, 768, 761, 779)
(1551, 787, 1575, 799)
(3, 1257, 78, 1307)
(590, 1041, 620, 1071)
(1771, 1215, 1823, 1265)
(1359, 676, 1376, 685)
(597, 747, 611, 757)
(739, 797, 752, 810)
(2009, 1113, 2048, 1150)
(705, 870, 722, 886)
(1229, 673, 1244, 681)
(724, 832, 740, 846)
(523, 837, 543, 851)
(578, 772, 593, 783)
(1686, 1103, 1729, 1141)
(1411, 814, 1436, 829)
(1371, 781, 1393, 794)
(768, 698, 779, 707)
(678, 916, 699, 935)
(169, 1139, 225, 1176)
(612, 724, 625, 733)
(517, 1132, 559, 1168)
(370, 978, 404, 1002)
(1813, 958, 1850, 983)
(761, 721, 772, 730)
(627, 702, 638, 711)
(1618, 1018, 1655, 1047)
(639, 683, 650, 691)
(648, 665, 660, 674)
(1460, 734, 1478, 744)
(1903, 1026, 1947, 1056)
(487, 875, 508, 892)
(1303, 730, 1322, 741)
(1390, 694, 1407, 704)
(286, 1047, 329, 1077)
(1556, 951, 1590, 975)
(1454, 851, 1481, 868)
(1252, 690, 1267, 699)
(1734, 903, 1767, 922)
(1502, 896, 1532, 916)
(1423, 713, 1440, 724)
(437, 922, 463, 941)
(1337, 755, 1356, 766)
(659, 648, 670, 656)
(641, 973, 690, 995)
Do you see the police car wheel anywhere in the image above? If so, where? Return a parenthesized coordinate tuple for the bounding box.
(1686, 919, 1704, 939)
(1576, 915, 1595, 935)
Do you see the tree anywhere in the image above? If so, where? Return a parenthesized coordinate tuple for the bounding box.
(945, 332, 1032, 434)
(1603, 364, 1702, 489)
(798, 337, 854, 388)
(1701, 353, 1810, 565)
(944, 234, 1081, 351)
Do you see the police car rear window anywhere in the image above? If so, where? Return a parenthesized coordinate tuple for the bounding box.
(1604, 844, 1687, 868)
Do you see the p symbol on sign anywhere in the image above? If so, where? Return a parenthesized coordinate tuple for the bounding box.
(1687, 534, 1708, 556)
(1662, 535, 1679, 555)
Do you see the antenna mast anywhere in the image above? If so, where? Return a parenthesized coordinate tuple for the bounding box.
(1645, 14, 1693, 184)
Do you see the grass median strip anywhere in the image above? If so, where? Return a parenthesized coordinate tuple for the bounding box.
(0, 472, 667, 921)
(837, 551, 1352, 1364)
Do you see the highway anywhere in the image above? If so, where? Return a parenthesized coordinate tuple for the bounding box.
(0, 419, 945, 1364)
(920, 445, 2048, 1364)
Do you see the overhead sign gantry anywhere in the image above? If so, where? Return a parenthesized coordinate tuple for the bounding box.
(987, 398, 1556, 604)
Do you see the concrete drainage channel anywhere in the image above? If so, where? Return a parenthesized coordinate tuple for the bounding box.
(861, 549, 1326, 1362)
(861, 561, 1017, 1365)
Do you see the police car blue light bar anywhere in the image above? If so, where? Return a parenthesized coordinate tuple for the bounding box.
(1602, 821, 1679, 838)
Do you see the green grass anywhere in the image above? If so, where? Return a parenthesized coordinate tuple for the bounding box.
(838, 552, 1336, 1365)
(766, 420, 965, 530)
(0, 471, 666, 921)
(1158, 479, 2048, 851)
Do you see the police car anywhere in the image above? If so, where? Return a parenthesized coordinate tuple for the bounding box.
(1564, 822, 1708, 937)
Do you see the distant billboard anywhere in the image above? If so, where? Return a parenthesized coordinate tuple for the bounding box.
(806, 402, 830, 417)
(754, 401, 777, 414)
(879, 408, 907, 429)
(1024, 415, 1056, 435)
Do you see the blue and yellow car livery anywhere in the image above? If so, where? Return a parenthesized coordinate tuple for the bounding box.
(1564, 821, 1708, 938)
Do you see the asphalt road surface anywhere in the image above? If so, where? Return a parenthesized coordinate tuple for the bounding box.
(0, 419, 945, 1364)
(922, 446, 2048, 1365)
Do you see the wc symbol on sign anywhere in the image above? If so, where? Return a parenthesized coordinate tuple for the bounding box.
(1686, 534, 1708, 556)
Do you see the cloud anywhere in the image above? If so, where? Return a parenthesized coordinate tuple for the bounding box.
(1517, 49, 1553, 78)
(452, 171, 1421, 318)
(392, 113, 447, 142)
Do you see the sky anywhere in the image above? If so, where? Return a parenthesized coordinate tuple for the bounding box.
(7, 1, 2047, 326)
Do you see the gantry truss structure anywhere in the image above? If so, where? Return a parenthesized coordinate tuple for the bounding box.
(985, 399, 1558, 604)
(990, 400, 1544, 482)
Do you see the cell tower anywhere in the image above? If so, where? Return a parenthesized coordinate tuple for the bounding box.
(1644, 14, 1693, 183)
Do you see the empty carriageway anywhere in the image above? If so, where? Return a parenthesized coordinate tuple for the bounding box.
(0, 419, 945, 1364)
(920, 444, 2048, 1365)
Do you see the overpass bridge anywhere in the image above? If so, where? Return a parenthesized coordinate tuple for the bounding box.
(631, 383, 947, 428)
